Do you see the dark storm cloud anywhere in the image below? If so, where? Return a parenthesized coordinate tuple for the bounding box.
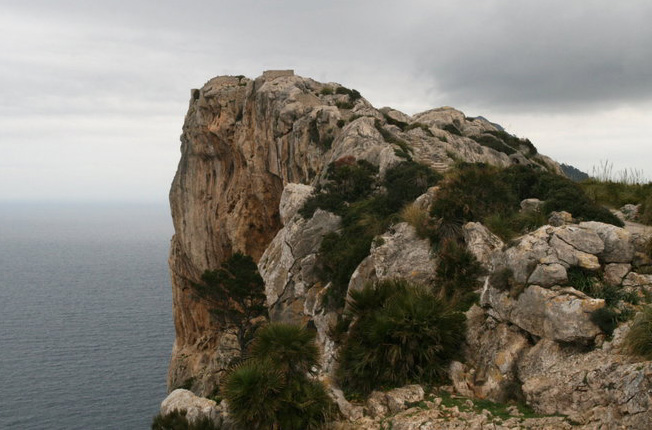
(411, 1, 652, 111)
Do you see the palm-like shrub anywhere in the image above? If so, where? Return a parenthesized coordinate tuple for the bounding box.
(337, 279, 466, 397)
(625, 306, 652, 359)
(248, 323, 320, 376)
(222, 323, 333, 430)
(222, 359, 285, 429)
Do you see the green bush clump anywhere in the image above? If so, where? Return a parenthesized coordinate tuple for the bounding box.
(405, 122, 434, 136)
(443, 123, 462, 136)
(335, 101, 354, 110)
(320, 87, 333, 95)
(473, 134, 516, 155)
(335, 86, 361, 100)
(194, 253, 267, 351)
(300, 159, 378, 219)
(222, 323, 334, 430)
(430, 163, 517, 226)
(429, 164, 623, 241)
(624, 306, 652, 359)
(590, 307, 619, 336)
(484, 130, 537, 156)
(336, 119, 346, 128)
(337, 279, 466, 397)
(152, 409, 222, 430)
(373, 119, 413, 160)
(302, 160, 441, 309)
(435, 239, 484, 309)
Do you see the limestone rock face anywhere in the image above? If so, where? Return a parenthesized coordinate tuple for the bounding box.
(347, 223, 437, 294)
(580, 221, 634, 263)
(518, 338, 652, 428)
(166, 71, 562, 394)
(482, 285, 603, 343)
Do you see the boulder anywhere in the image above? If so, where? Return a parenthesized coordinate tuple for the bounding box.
(580, 221, 635, 263)
(527, 263, 567, 287)
(160, 389, 223, 426)
(548, 211, 573, 226)
(518, 339, 652, 427)
(520, 198, 544, 213)
(279, 183, 313, 225)
(552, 225, 604, 255)
(365, 385, 425, 418)
(462, 222, 504, 270)
(347, 223, 437, 295)
(462, 306, 531, 402)
(482, 285, 604, 343)
(604, 263, 631, 286)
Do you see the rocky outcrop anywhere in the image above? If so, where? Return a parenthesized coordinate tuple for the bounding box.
(165, 70, 652, 430)
(347, 222, 438, 294)
(160, 389, 229, 427)
(167, 71, 554, 393)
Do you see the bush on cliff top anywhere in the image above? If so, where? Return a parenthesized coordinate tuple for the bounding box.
(337, 279, 466, 397)
(429, 163, 623, 240)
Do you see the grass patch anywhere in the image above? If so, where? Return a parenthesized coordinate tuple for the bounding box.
(624, 306, 652, 359)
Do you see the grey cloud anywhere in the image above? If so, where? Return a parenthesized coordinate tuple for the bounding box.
(411, 1, 652, 111)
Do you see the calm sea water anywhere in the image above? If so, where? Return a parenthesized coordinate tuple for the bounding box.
(0, 203, 175, 429)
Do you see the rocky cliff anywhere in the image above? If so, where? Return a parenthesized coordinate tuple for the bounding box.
(166, 71, 652, 428)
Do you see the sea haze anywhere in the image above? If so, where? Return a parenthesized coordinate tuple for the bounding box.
(0, 202, 175, 429)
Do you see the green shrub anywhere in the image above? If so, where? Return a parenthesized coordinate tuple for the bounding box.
(624, 306, 652, 359)
(336, 101, 354, 109)
(337, 280, 466, 397)
(320, 87, 333, 95)
(435, 239, 484, 309)
(430, 163, 517, 226)
(335, 86, 361, 100)
(429, 164, 624, 238)
(152, 409, 222, 430)
(591, 307, 619, 336)
(302, 160, 441, 309)
(336, 119, 346, 128)
(374, 119, 413, 159)
(443, 123, 462, 136)
(222, 324, 334, 430)
(405, 122, 434, 136)
(194, 253, 267, 351)
(473, 134, 516, 155)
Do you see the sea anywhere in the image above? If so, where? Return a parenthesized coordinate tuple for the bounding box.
(0, 202, 175, 429)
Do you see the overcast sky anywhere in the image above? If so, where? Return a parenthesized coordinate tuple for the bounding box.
(2, 0, 651, 203)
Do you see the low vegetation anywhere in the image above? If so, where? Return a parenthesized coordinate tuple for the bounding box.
(624, 306, 652, 359)
(300, 158, 442, 308)
(337, 279, 466, 397)
(566, 267, 637, 335)
(429, 163, 623, 241)
(222, 323, 334, 430)
(152, 409, 222, 430)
